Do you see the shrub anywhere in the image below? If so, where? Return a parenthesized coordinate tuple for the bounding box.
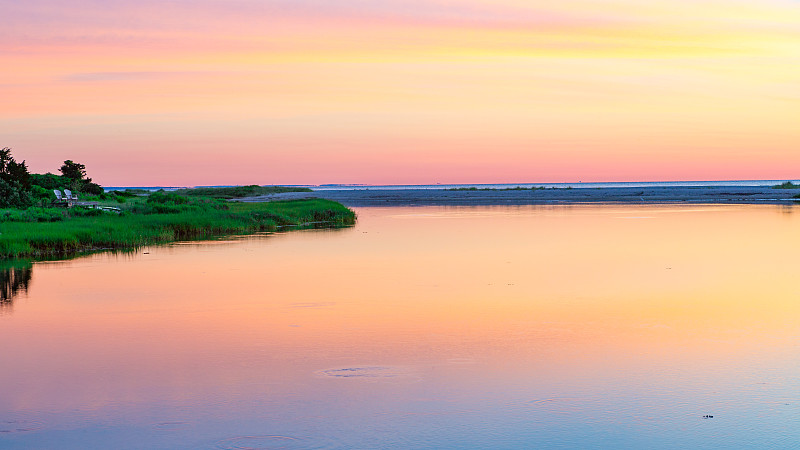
(30, 173, 70, 191)
(0, 209, 26, 222)
(148, 192, 190, 204)
(0, 179, 32, 208)
(26, 208, 66, 222)
(68, 207, 105, 218)
(0, 207, 65, 223)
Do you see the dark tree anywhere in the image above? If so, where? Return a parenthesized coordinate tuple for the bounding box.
(0, 148, 32, 207)
(0, 147, 31, 189)
(60, 160, 90, 182)
(59, 159, 103, 194)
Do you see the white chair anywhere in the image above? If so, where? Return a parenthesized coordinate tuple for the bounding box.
(53, 190, 71, 207)
(64, 189, 78, 206)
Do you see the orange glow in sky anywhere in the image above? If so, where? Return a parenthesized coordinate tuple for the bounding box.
(2, 0, 798, 185)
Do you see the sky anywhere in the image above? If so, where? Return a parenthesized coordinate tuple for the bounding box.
(1, 0, 798, 186)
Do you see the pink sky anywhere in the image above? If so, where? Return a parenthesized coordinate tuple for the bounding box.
(2, 0, 798, 185)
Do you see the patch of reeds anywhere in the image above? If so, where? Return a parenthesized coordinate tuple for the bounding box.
(0, 198, 355, 258)
(173, 185, 312, 199)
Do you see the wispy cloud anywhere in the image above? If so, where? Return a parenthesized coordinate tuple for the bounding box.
(61, 71, 206, 82)
(2, 0, 799, 184)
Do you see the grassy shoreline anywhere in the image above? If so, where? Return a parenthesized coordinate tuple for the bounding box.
(0, 197, 355, 259)
(172, 185, 312, 199)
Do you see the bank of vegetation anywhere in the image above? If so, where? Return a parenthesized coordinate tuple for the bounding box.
(0, 148, 355, 259)
(173, 185, 311, 199)
(772, 181, 800, 190)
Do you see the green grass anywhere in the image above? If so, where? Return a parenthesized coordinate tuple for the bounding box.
(0, 258, 32, 270)
(173, 185, 312, 199)
(0, 197, 355, 259)
(772, 181, 800, 189)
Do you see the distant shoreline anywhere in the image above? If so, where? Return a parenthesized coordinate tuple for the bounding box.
(107, 179, 800, 192)
(236, 185, 800, 207)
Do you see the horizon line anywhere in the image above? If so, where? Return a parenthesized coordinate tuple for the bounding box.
(102, 178, 800, 189)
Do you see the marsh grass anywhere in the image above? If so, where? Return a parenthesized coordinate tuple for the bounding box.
(173, 185, 312, 199)
(0, 258, 32, 271)
(0, 198, 355, 258)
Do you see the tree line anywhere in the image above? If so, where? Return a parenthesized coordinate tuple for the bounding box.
(0, 147, 103, 208)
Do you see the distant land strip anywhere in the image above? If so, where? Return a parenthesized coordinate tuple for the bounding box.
(235, 185, 800, 207)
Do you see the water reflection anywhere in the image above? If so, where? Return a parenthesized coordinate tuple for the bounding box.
(0, 261, 32, 313)
(1, 205, 799, 448)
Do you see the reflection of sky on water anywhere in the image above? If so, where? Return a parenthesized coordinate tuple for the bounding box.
(1, 205, 799, 448)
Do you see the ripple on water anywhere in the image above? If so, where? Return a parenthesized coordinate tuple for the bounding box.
(215, 435, 303, 450)
(154, 421, 191, 431)
(317, 366, 416, 380)
(0, 419, 45, 433)
(517, 397, 589, 414)
(446, 357, 477, 365)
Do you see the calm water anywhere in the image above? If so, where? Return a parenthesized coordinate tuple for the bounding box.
(2, 205, 800, 449)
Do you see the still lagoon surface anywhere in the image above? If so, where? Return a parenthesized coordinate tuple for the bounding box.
(2, 205, 799, 449)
